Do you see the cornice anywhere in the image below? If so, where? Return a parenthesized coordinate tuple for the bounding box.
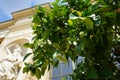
(0, 3, 51, 29)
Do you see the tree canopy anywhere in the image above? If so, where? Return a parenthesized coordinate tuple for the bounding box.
(23, 0, 120, 79)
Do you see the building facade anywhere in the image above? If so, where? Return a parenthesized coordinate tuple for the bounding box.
(0, 3, 51, 80)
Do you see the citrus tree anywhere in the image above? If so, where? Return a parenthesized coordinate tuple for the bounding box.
(23, 0, 120, 79)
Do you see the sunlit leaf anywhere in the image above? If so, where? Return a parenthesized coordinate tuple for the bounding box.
(68, 19, 73, 26)
(57, 55, 67, 63)
(65, 42, 70, 53)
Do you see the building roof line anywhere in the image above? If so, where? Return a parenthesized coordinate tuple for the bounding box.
(0, 2, 51, 29)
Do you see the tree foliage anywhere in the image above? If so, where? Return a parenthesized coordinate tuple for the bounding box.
(23, 0, 120, 79)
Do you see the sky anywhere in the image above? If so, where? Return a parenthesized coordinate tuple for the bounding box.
(0, 0, 54, 22)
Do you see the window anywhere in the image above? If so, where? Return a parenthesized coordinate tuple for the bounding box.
(51, 57, 84, 80)
(51, 60, 73, 80)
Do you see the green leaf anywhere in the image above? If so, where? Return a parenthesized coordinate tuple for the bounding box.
(42, 30, 51, 40)
(30, 67, 36, 76)
(65, 42, 70, 53)
(53, 52, 58, 59)
(53, 43, 60, 49)
(79, 31, 85, 38)
(55, 0, 60, 3)
(24, 43, 34, 49)
(57, 55, 67, 63)
(23, 67, 29, 73)
(35, 69, 41, 79)
(52, 2, 59, 12)
(61, 6, 67, 15)
(53, 51, 67, 63)
(84, 18, 93, 29)
(68, 19, 74, 26)
(23, 53, 32, 61)
(41, 66, 46, 75)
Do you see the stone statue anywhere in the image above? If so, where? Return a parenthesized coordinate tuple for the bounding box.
(0, 43, 23, 80)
